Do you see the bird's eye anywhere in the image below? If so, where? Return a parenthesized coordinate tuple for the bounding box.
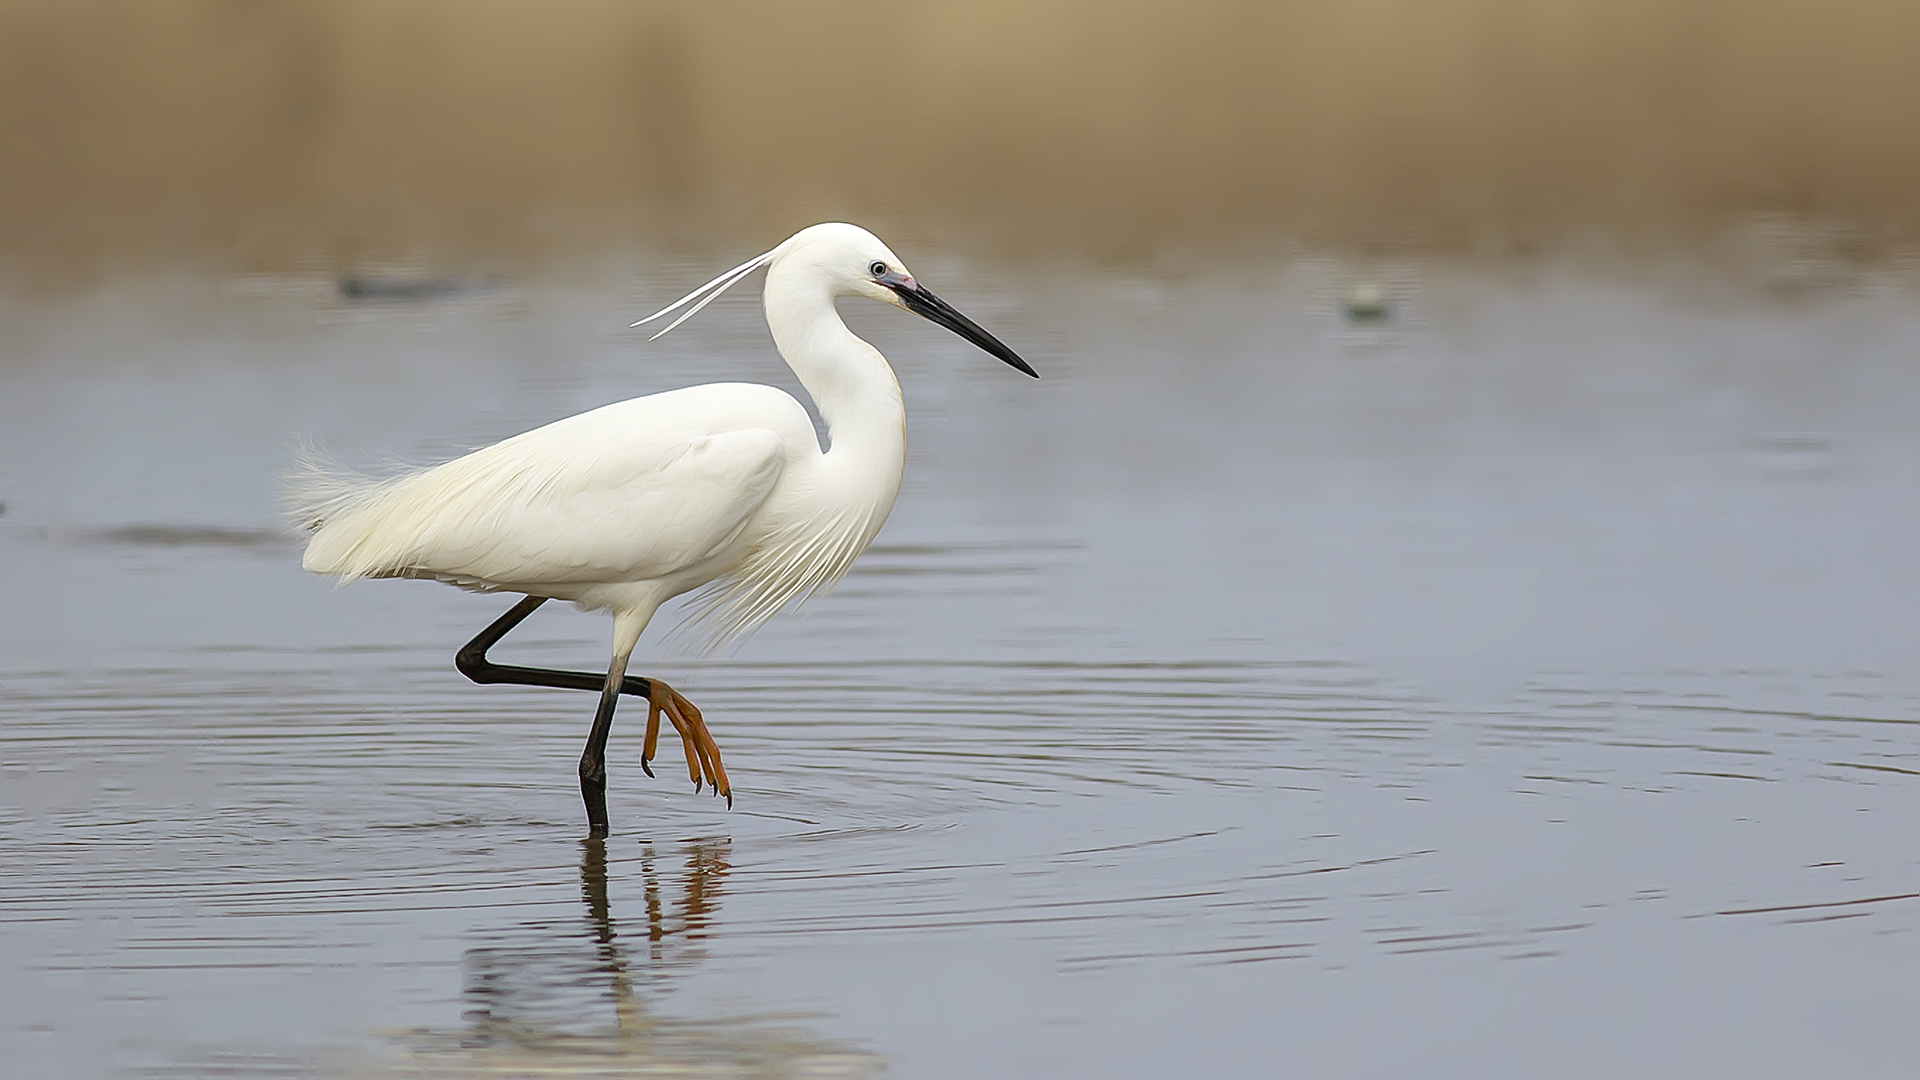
(869, 261, 888, 278)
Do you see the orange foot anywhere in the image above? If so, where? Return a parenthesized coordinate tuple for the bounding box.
(639, 678, 731, 807)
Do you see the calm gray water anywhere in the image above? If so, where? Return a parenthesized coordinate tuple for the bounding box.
(3, 244, 1919, 1077)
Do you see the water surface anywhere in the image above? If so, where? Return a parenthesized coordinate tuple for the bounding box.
(3, 252, 1919, 1077)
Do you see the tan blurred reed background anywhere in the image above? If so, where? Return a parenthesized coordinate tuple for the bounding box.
(3, 0, 1917, 274)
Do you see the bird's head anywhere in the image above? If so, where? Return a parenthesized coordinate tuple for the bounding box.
(775, 223, 1038, 378)
(771, 223, 913, 302)
(635, 222, 1038, 378)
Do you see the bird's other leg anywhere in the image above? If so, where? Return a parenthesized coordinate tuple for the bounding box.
(456, 595, 656, 699)
(579, 612, 647, 837)
(453, 597, 726, 815)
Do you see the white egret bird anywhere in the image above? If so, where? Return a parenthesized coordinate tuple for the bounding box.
(291, 223, 1037, 835)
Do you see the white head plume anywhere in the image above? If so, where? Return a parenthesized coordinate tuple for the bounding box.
(631, 244, 781, 340)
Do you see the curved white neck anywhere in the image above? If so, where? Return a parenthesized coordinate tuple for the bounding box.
(762, 266, 905, 458)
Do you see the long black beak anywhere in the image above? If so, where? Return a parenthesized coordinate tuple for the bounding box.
(889, 280, 1039, 378)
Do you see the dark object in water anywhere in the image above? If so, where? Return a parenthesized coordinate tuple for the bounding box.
(71, 524, 288, 548)
(337, 275, 498, 302)
(1343, 283, 1392, 323)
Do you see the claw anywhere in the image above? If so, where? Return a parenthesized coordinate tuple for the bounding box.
(643, 693, 663, 770)
(691, 733, 718, 790)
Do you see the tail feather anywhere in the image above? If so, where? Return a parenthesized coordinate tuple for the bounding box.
(284, 447, 433, 579)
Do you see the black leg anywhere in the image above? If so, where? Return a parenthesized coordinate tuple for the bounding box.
(455, 596, 655, 699)
(455, 596, 651, 835)
(579, 679, 622, 836)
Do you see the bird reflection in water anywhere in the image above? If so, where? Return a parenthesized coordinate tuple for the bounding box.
(372, 838, 879, 1077)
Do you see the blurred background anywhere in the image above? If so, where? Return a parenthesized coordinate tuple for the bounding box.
(4, 0, 1920, 276)
(5, 4, 1920, 1079)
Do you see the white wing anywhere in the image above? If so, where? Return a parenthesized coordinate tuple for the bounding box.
(295, 385, 808, 591)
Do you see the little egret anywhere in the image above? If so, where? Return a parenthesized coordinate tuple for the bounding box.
(291, 223, 1037, 834)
